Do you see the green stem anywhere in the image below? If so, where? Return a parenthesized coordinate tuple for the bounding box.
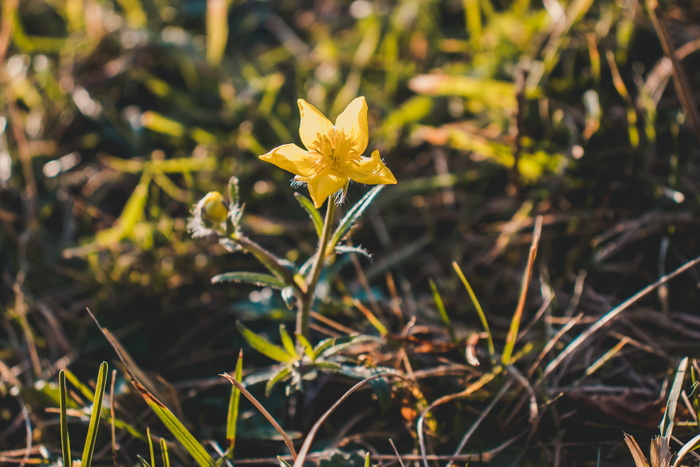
(298, 200, 336, 338)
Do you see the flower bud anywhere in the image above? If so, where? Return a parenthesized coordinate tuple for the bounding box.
(200, 191, 228, 223)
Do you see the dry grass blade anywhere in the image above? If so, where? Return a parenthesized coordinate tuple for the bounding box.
(671, 432, 700, 467)
(650, 436, 672, 467)
(388, 438, 406, 467)
(661, 357, 688, 440)
(543, 256, 700, 379)
(418, 366, 504, 467)
(218, 373, 297, 461)
(502, 215, 543, 365)
(445, 378, 514, 467)
(624, 433, 649, 467)
(292, 373, 412, 467)
(648, 0, 700, 145)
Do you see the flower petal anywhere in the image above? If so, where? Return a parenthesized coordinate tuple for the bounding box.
(259, 143, 316, 178)
(299, 169, 348, 208)
(345, 150, 397, 185)
(335, 96, 368, 155)
(298, 99, 334, 150)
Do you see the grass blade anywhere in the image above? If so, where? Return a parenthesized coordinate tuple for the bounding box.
(661, 356, 688, 439)
(429, 279, 455, 342)
(87, 309, 216, 467)
(220, 373, 297, 460)
(160, 438, 171, 467)
(59, 370, 72, 467)
(226, 350, 243, 452)
(452, 262, 495, 358)
(81, 361, 108, 467)
(147, 427, 155, 467)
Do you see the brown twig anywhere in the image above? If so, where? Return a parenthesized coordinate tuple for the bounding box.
(543, 255, 700, 379)
(648, 0, 700, 145)
(219, 373, 298, 461)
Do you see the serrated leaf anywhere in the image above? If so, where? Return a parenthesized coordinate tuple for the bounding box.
(335, 245, 372, 259)
(329, 186, 384, 250)
(237, 323, 296, 363)
(265, 366, 293, 397)
(137, 455, 152, 467)
(212, 272, 286, 289)
(294, 193, 323, 238)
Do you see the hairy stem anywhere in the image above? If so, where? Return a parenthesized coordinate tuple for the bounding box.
(298, 200, 336, 338)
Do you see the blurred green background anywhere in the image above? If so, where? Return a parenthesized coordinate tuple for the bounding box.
(2, 0, 700, 464)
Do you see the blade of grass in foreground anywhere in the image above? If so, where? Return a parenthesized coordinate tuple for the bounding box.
(160, 438, 171, 467)
(226, 350, 244, 454)
(147, 427, 156, 467)
(81, 361, 109, 467)
(452, 262, 495, 358)
(59, 370, 71, 467)
(87, 309, 216, 467)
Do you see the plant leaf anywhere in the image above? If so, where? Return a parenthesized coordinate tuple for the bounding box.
(295, 333, 315, 361)
(335, 244, 372, 259)
(226, 351, 244, 452)
(279, 325, 297, 357)
(137, 455, 152, 467)
(59, 370, 71, 467)
(160, 438, 171, 467)
(429, 279, 456, 342)
(212, 272, 286, 289)
(317, 335, 381, 359)
(329, 186, 384, 250)
(265, 366, 293, 397)
(295, 193, 323, 238)
(237, 322, 296, 363)
(81, 361, 109, 467)
(147, 427, 155, 467)
(87, 309, 216, 467)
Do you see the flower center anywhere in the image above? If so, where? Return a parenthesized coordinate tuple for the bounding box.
(308, 128, 361, 173)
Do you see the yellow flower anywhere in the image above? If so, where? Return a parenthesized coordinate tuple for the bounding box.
(260, 97, 397, 208)
(200, 191, 228, 223)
